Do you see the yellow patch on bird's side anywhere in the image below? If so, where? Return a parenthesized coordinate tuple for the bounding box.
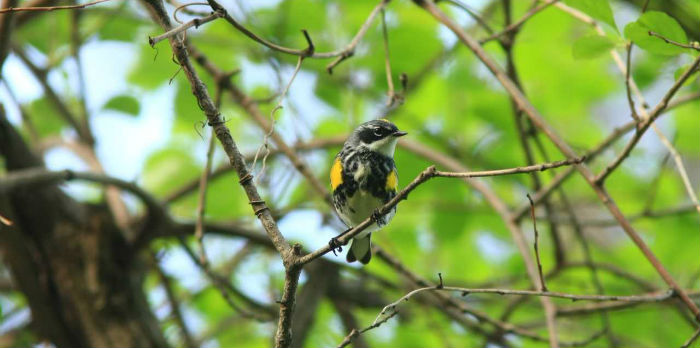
(330, 157, 343, 190)
(385, 170, 398, 191)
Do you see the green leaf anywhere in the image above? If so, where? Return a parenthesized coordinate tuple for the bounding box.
(102, 94, 140, 116)
(674, 63, 699, 85)
(563, 0, 617, 31)
(142, 147, 200, 197)
(624, 11, 688, 56)
(97, 13, 144, 42)
(572, 35, 616, 59)
(128, 43, 175, 89)
(15, 11, 70, 54)
(25, 97, 65, 137)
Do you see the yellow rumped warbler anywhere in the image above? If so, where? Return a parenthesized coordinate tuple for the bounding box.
(329, 119, 407, 264)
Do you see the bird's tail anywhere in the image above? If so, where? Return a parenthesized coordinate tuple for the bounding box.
(346, 234, 372, 264)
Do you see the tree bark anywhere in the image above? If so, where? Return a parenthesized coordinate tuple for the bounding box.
(0, 108, 168, 348)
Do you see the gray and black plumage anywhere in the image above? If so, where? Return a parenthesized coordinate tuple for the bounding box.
(330, 119, 406, 264)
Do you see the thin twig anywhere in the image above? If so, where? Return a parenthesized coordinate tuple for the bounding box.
(252, 55, 304, 182)
(373, 246, 554, 345)
(336, 312, 398, 348)
(173, 1, 209, 23)
(527, 194, 548, 292)
(204, 0, 389, 74)
(381, 286, 679, 313)
(0, 0, 111, 13)
(149, 10, 223, 47)
(498, 0, 566, 272)
(0, 168, 165, 220)
(12, 44, 94, 145)
(348, 284, 686, 348)
(176, 236, 275, 321)
(163, 135, 345, 204)
(398, 139, 561, 348)
(297, 156, 583, 265)
(416, 0, 700, 321)
(141, 4, 298, 346)
(142, 0, 289, 256)
(560, 191, 617, 345)
(187, 45, 333, 204)
(194, 128, 217, 265)
(648, 31, 700, 51)
(437, 0, 494, 34)
(479, 0, 559, 44)
(151, 252, 197, 348)
(380, 9, 397, 107)
(624, 42, 640, 122)
(596, 2, 700, 217)
(650, 126, 700, 215)
(332, 299, 369, 348)
(681, 327, 700, 348)
(0, 0, 20, 69)
(557, 2, 700, 216)
(536, 204, 698, 227)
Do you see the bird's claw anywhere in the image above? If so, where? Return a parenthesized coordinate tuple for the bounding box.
(329, 237, 343, 256)
(371, 209, 384, 225)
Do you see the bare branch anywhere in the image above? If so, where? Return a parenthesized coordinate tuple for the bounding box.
(565, 1, 700, 217)
(12, 44, 95, 145)
(527, 194, 548, 292)
(148, 9, 223, 47)
(163, 135, 345, 204)
(252, 55, 304, 183)
(479, 0, 559, 44)
(151, 253, 197, 348)
(142, 0, 289, 256)
(380, 9, 399, 107)
(204, 0, 389, 74)
(187, 45, 333, 205)
(682, 327, 700, 348)
(194, 129, 217, 266)
(414, 0, 700, 322)
(0, 0, 111, 13)
(648, 31, 700, 51)
(176, 236, 276, 321)
(0, 0, 19, 69)
(624, 43, 641, 122)
(595, 52, 700, 184)
(0, 168, 165, 220)
(298, 156, 583, 265)
(437, 0, 494, 34)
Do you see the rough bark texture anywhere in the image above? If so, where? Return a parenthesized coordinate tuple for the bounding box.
(0, 109, 168, 348)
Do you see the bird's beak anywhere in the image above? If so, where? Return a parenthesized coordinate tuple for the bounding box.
(392, 131, 408, 137)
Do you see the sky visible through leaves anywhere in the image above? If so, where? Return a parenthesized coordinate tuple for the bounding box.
(1, 0, 699, 347)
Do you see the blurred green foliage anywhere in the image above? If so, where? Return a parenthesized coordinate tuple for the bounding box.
(3, 0, 700, 347)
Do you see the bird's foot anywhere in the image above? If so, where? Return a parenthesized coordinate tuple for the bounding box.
(329, 237, 343, 256)
(371, 209, 385, 226)
(328, 227, 354, 256)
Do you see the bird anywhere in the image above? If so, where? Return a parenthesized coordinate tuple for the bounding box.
(329, 119, 407, 264)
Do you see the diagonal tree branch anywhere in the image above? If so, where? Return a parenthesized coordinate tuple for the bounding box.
(0, 0, 111, 13)
(187, 45, 333, 205)
(297, 156, 583, 265)
(0, 0, 19, 69)
(413, 0, 700, 323)
(11, 44, 95, 145)
(141, 0, 289, 257)
(140, 2, 302, 346)
(205, 0, 390, 73)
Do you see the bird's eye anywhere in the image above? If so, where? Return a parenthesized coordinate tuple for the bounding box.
(373, 129, 384, 137)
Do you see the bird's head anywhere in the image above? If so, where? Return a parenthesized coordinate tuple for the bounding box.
(347, 119, 407, 157)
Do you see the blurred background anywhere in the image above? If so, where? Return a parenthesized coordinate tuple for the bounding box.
(0, 0, 699, 347)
